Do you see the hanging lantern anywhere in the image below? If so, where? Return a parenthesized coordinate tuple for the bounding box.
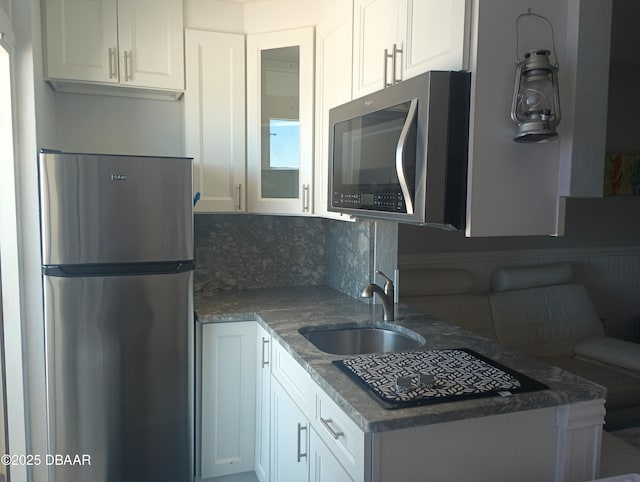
(511, 11, 561, 143)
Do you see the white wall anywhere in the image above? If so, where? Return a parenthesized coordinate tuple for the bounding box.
(54, 93, 184, 156)
(11, 0, 56, 480)
(184, 0, 244, 32)
(244, 0, 320, 33)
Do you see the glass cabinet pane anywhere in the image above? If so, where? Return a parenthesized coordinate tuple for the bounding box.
(261, 46, 300, 199)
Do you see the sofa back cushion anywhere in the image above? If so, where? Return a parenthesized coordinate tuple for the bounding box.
(491, 261, 573, 292)
(489, 284, 605, 358)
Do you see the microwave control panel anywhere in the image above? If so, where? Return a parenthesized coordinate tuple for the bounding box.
(332, 192, 407, 212)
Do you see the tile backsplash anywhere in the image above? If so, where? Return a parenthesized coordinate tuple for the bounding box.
(194, 214, 395, 300)
(194, 214, 327, 292)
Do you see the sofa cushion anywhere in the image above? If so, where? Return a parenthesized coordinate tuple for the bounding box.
(491, 262, 573, 292)
(542, 356, 640, 411)
(575, 336, 640, 375)
(489, 284, 605, 358)
(402, 294, 497, 341)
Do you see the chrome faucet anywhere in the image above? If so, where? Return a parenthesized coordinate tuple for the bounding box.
(361, 270, 395, 321)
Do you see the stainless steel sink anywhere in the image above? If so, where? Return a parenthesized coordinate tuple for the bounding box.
(299, 322, 426, 355)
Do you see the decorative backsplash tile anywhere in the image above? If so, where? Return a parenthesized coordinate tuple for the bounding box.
(194, 214, 396, 302)
(194, 214, 328, 292)
(325, 219, 375, 299)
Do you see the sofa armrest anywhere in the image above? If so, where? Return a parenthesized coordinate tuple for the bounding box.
(575, 336, 640, 375)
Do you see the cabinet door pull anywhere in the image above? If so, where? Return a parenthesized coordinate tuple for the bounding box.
(383, 48, 394, 88)
(108, 47, 117, 79)
(392, 43, 403, 84)
(297, 423, 308, 462)
(237, 184, 242, 211)
(124, 50, 132, 81)
(261, 337, 269, 368)
(302, 184, 310, 212)
(319, 417, 343, 439)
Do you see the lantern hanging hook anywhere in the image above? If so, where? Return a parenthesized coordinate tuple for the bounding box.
(515, 8, 559, 69)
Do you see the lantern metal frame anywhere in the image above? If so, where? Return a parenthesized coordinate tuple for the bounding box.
(511, 10, 561, 143)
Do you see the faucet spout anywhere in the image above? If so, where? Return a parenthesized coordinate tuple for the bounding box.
(361, 274, 395, 322)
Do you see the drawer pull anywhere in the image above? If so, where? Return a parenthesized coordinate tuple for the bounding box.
(261, 337, 269, 368)
(297, 423, 308, 462)
(319, 417, 343, 439)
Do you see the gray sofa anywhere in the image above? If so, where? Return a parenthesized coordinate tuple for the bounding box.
(400, 262, 640, 430)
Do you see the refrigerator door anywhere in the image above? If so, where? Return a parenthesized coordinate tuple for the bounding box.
(39, 151, 194, 266)
(43, 271, 194, 482)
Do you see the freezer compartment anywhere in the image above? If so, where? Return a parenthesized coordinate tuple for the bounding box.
(43, 271, 194, 482)
(39, 151, 193, 266)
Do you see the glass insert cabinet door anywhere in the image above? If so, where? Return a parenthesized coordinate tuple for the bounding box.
(247, 27, 314, 214)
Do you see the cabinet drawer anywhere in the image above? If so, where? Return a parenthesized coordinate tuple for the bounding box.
(314, 388, 365, 478)
(271, 340, 313, 417)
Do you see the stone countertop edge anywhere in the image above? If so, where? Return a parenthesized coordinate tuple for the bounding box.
(194, 286, 607, 433)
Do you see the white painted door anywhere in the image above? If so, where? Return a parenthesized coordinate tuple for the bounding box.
(117, 0, 184, 90)
(43, 0, 118, 83)
(309, 427, 355, 482)
(315, 0, 356, 221)
(246, 27, 315, 215)
(185, 30, 246, 213)
(399, 0, 469, 80)
(199, 322, 257, 478)
(271, 377, 309, 482)
(255, 324, 271, 482)
(352, 0, 402, 97)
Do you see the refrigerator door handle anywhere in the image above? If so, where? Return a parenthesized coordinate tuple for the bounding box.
(43, 261, 195, 278)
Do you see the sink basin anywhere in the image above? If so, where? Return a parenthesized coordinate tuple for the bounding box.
(299, 322, 426, 355)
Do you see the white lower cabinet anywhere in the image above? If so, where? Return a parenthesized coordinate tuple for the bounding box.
(268, 338, 362, 482)
(255, 324, 272, 482)
(310, 427, 354, 482)
(198, 321, 257, 479)
(270, 378, 310, 481)
(198, 321, 603, 482)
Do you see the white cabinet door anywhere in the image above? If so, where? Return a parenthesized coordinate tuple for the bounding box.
(315, 0, 356, 221)
(185, 30, 246, 213)
(199, 322, 257, 479)
(44, 0, 119, 83)
(255, 324, 271, 482)
(352, 0, 469, 97)
(43, 0, 184, 92)
(117, 0, 184, 90)
(246, 27, 315, 215)
(309, 427, 354, 482)
(352, 0, 402, 98)
(271, 378, 309, 482)
(399, 0, 469, 80)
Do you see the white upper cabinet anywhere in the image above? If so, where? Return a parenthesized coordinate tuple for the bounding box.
(44, 0, 118, 84)
(558, 0, 612, 198)
(463, 0, 612, 237)
(43, 0, 184, 96)
(185, 30, 246, 213)
(246, 27, 315, 215)
(315, 0, 355, 220)
(352, 0, 469, 98)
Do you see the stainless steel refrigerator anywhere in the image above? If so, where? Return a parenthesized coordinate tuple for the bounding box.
(38, 150, 194, 482)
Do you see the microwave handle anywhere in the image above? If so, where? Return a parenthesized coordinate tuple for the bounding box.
(395, 99, 418, 215)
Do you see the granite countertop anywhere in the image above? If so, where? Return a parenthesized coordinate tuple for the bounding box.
(195, 286, 606, 433)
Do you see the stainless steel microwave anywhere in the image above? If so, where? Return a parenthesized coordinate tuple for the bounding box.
(328, 70, 471, 229)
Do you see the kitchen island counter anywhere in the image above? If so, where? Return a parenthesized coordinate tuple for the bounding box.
(195, 286, 605, 433)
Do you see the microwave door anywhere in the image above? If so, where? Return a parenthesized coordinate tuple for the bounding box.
(395, 98, 418, 215)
